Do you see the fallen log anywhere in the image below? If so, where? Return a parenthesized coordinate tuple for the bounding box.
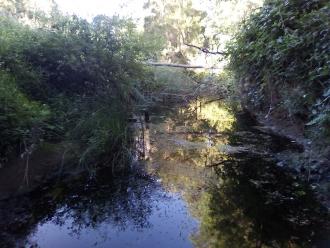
(144, 62, 220, 69)
(145, 62, 204, 68)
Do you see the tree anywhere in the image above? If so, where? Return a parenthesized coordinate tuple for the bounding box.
(143, 0, 207, 63)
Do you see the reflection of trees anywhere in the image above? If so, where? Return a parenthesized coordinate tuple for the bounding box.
(192, 154, 328, 248)
(0, 168, 158, 247)
(137, 99, 328, 248)
(147, 99, 235, 168)
(157, 138, 228, 167)
(51, 170, 155, 234)
(180, 100, 235, 133)
(147, 146, 215, 235)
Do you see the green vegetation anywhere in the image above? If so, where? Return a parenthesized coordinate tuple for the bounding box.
(228, 0, 330, 145)
(1, 0, 329, 187)
(0, 5, 158, 167)
(0, 70, 49, 162)
(143, 0, 207, 63)
(0, 1, 330, 247)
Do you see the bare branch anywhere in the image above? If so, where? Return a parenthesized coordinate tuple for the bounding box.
(183, 42, 227, 56)
(145, 62, 203, 68)
(144, 62, 220, 69)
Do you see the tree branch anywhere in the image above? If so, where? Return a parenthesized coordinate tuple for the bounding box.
(183, 42, 227, 56)
(144, 62, 220, 69)
(145, 62, 203, 68)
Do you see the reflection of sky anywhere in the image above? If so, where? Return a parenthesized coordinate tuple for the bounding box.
(29, 191, 198, 248)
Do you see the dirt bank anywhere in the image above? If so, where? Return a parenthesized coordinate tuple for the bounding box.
(249, 110, 330, 209)
(0, 143, 80, 201)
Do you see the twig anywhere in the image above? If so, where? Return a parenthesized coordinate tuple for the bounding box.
(58, 148, 68, 177)
(23, 153, 30, 186)
(22, 140, 33, 186)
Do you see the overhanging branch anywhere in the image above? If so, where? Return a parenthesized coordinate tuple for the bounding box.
(144, 62, 220, 69)
(145, 62, 203, 68)
(183, 42, 227, 56)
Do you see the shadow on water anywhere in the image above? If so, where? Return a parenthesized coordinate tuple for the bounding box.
(0, 167, 157, 247)
(0, 97, 328, 248)
(192, 154, 329, 248)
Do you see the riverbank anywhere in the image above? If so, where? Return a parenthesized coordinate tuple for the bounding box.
(249, 110, 330, 209)
(227, 0, 330, 210)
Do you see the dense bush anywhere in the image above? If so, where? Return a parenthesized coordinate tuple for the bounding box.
(0, 9, 154, 167)
(228, 0, 330, 142)
(0, 70, 49, 164)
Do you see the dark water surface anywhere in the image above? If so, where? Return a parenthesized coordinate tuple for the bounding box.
(0, 99, 329, 248)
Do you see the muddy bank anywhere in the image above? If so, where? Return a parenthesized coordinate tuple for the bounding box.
(244, 109, 330, 209)
(0, 142, 83, 201)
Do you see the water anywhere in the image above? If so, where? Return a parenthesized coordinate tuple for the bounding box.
(0, 99, 329, 247)
(30, 192, 197, 248)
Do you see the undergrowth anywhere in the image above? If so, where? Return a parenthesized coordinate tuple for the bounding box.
(228, 0, 330, 147)
(0, 7, 156, 169)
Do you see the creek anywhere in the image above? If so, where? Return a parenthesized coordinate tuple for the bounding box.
(0, 98, 329, 248)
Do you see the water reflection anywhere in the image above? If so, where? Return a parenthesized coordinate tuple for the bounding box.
(192, 154, 328, 248)
(186, 100, 236, 133)
(0, 98, 328, 248)
(0, 167, 197, 247)
(144, 99, 329, 248)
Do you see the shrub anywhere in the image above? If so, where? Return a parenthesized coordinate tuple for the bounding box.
(0, 9, 156, 168)
(0, 70, 49, 163)
(228, 0, 330, 142)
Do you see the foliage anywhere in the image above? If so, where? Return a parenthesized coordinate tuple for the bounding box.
(0, 5, 156, 167)
(228, 0, 330, 142)
(143, 0, 207, 63)
(0, 70, 49, 164)
(68, 98, 131, 169)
